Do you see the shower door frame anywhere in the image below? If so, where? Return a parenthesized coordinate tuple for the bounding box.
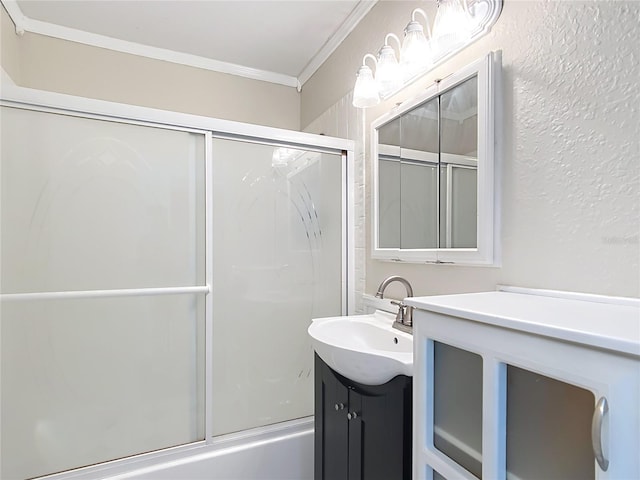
(0, 83, 354, 479)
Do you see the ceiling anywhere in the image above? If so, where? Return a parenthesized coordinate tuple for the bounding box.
(4, 0, 376, 88)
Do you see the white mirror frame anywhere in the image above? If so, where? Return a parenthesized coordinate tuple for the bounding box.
(371, 51, 501, 265)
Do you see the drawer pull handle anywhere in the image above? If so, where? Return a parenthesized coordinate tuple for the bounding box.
(347, 411, 358, 420)
(591, 396, 609, 471)
(334, 403, 345, 411)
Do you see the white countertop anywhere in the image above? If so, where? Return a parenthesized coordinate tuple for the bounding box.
(406, 290, 640, 357)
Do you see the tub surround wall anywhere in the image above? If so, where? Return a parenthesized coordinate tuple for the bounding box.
(302, 0, 640, 300)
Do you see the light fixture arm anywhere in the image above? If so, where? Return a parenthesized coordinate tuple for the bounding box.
(384, 33, 402, 54)
(411, 8, 432, 40)
(362, 53, 378, 70)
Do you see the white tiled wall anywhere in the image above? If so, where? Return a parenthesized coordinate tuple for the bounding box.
(303, 92, 366, 313)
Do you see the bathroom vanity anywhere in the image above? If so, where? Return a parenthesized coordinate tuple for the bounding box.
(407, 287, 640, 480)
(314, 354, 412, 480)
(309, 310, 414, 479)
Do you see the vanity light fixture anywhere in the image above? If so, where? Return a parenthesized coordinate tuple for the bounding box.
(400, 9, 432, 80)
(431, 0, 473, 55)
(376, 33, 403, 96)
(352, 0, 503, 108)
(352, 54, 381, 108)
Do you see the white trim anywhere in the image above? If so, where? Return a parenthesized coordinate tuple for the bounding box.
(0, 286, 209, 302)
(0, 0, 298, 88)
(496, 285, 640, 308)
(440, 153, 477, 167)
(297, 0, 378, 87)
(204, 132, 214, 444)
(371, 52, 500, 266)
(345, 150, 355, 315)
(1, 0, 26, 35)
(1, 82, 353, 153)
(0, 0, 379, 89)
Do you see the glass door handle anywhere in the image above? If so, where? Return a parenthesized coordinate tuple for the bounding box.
(591, 396, 609, 471)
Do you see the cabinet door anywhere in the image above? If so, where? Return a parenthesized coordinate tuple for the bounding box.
(315, 354, 413, 480)
(315, 354, 349, 480)
(351, 377, 413, 480)
(506, 365, 595, 480)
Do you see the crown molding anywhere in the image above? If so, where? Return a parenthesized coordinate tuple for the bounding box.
(0, 0, 301, 88)
(297, 0, 377, 88)
(2, 0, 26, 34)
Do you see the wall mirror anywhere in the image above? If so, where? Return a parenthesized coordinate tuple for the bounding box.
(372, 51, 500, 265)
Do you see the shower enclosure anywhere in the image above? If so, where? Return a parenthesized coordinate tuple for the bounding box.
(0, 87, 352, 479)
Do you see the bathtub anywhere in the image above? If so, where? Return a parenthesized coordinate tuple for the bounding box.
(48, 419, 313, 480)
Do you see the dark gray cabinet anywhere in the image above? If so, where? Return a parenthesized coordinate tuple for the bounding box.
(314, 353, 412, 480)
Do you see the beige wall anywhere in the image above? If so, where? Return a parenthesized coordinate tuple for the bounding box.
(301, 0, 428, 129)
(303, 0, 640, 301)
(0, 6, 300, 130)
(1, 4, 20, 83)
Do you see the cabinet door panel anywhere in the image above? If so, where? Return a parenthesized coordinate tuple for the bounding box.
(315, 355, 349, 480)
(315, 355, 412, 480)
(433, 341, 483, 478)
(355, 377, 412, 480)
(348, 392, 363, 480)
(506, 365, 595, 480)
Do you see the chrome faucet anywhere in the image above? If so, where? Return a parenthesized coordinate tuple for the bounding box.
(375, 276, 414, 333)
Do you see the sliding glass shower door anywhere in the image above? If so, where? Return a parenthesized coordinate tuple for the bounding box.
(0, 103, 348, 479)
(0, 106, 207, 479)
(211, 138, 344, 436)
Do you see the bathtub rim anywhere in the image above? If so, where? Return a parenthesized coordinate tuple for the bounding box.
(34, 416, 314, 480)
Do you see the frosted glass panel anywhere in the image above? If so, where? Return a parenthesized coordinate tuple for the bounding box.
(0, 294, 205, 479)
(0, 106, 205, 293)
(433, 342, 483, 478)
(212, 139, 343, 436)
(506, 365, 595, 480)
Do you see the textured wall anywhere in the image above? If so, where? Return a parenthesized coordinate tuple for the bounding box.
(303, 0, 640, 300)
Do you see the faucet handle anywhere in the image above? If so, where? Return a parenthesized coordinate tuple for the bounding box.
(390, 300, 406, 323)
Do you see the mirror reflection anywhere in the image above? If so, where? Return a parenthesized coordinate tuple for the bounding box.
(376, 75, 478, 251)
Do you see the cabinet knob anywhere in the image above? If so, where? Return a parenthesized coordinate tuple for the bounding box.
(334, 403, 345, 411)
(347, 411, 358, 420)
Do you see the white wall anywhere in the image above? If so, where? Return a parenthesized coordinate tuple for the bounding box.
(0, 6, 300, 130)
(302, 0, 640, 301)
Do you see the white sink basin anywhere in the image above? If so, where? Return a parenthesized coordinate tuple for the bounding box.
(308, 310, 413, 385)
